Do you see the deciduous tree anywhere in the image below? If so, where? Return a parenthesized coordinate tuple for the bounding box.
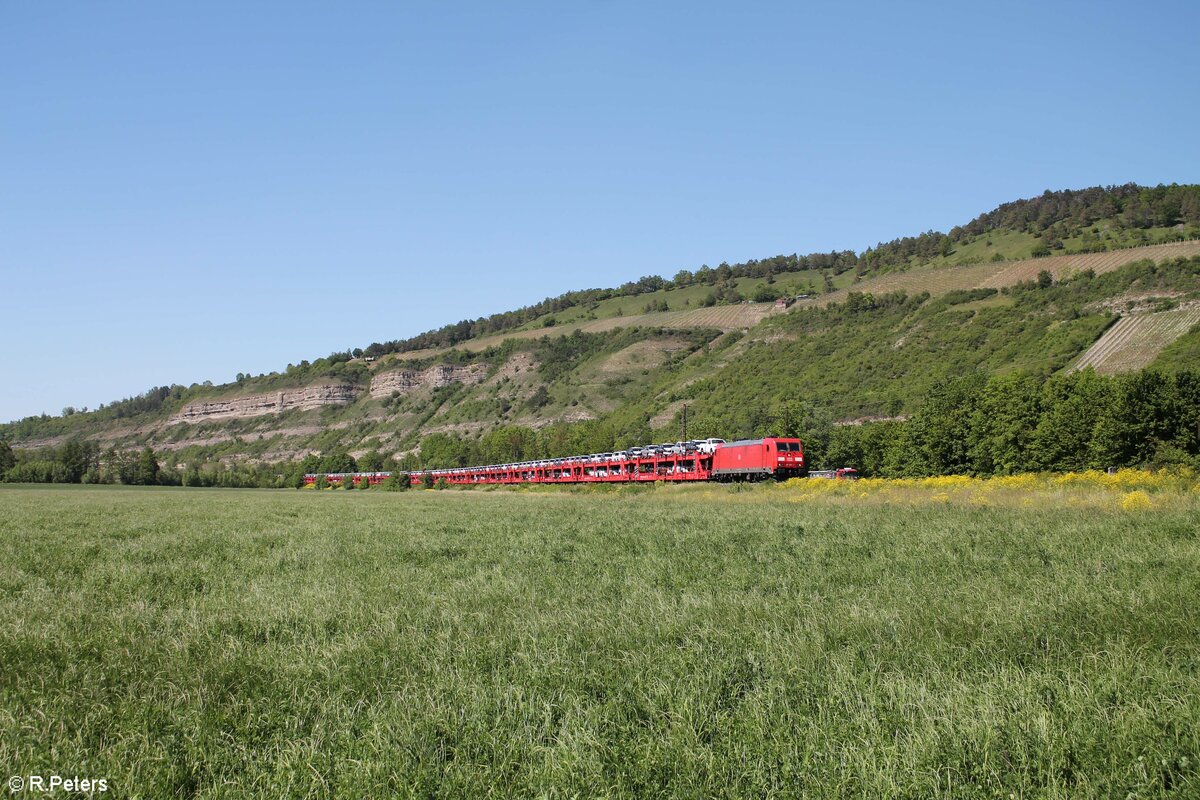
(137, 447, 160, 486)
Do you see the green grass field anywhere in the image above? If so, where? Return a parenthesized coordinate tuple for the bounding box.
(2, 485, 1198, 798)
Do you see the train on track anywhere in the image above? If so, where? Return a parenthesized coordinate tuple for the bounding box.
(303, 437, 808, 488)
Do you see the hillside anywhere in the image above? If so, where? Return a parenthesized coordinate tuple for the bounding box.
(5, 185, 1200, 476)
(353, 184, 1200, 358)
(8, 245, 1198, 470)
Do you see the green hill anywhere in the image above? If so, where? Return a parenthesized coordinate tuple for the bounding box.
(4, 184, 1200, 482)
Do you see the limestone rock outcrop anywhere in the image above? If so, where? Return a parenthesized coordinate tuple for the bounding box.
(170, 384, 359, 423)
(369, 364, 487, 398)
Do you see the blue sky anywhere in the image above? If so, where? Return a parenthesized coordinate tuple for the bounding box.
(2, 1, 1198, 423)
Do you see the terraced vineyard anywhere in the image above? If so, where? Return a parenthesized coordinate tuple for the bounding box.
(661, 303, 775, 328)
(1070, 305, 1200, 373)
(979, 240, 1200, 288)
(801, 240, 1200, 310)
(385, 303, 772, 359)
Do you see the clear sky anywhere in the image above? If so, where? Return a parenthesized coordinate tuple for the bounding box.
(2, 1, 1198, 423)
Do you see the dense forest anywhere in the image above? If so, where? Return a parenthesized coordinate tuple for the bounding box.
(815, 369, 1200, 477)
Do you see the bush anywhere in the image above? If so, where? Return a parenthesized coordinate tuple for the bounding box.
(524, 386, 551, 411)
(752, 284, 777, 303)
(382, 474, 410, 491)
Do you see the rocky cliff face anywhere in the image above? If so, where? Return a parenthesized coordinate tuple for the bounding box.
(164, 363, 488, 425)
(170, 384, 360, 424)
(368, 363, 487, 398)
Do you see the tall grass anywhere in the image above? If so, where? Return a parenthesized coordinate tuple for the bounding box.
(1, 485, 1197, 797)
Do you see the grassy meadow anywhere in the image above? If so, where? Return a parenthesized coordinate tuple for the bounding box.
(1, 481, 1198, 798)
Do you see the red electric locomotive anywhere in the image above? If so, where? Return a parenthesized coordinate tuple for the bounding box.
(710, 437, 805, 481)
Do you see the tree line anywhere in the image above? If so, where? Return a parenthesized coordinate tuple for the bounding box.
(957, 183, 1200, 241)
(0, 442, 314, 489)
(0, 441, 163, 486)
(804, 369, 1200, 477)
(863, 183, 1200, 271)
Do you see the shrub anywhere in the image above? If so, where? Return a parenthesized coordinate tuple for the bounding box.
(382, 474, 410, 491)
(752, 284, 777, 303)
